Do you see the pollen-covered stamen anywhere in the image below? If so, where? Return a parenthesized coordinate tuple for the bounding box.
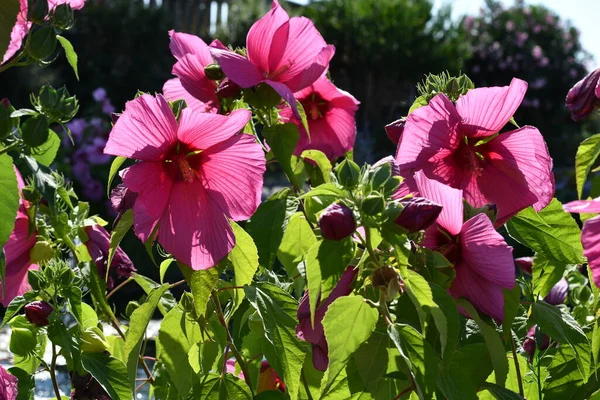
(176, 157, 196, 184)
(301, 93, 329, 121)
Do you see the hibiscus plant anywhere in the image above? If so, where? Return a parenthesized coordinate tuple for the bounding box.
(0, 0, 600, 399)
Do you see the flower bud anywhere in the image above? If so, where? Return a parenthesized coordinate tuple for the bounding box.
(395, 197, 442, 233)
(39, 85, 59, 110)
(216, 78, 242, 99)
(257, 361, 285, 393)
(385, 118, 405, 145)
(52, 4, 74, 30)
(514, 257, 533, 275)
(336, 158, 360, 189)
(544, 278, 568, 305)
(319, 203, 356, 241)
(21, 114, 50, 148)
(566, 68, 600, 121)
(27, 269, 46, 291)
(81, 327, 109, 353)
(110, 184, 137, 214)
(28, 0, 49, 24)
(28, 27, 58, 61)
(24, 301, 53, 326)
(29, 241, 54, 263)
(361, 193, 385, 216)
(372, 266, 403, 301)
(8, 316, 37, 356)
(522, 325, 550, 360)
(204, 63, 225, 80)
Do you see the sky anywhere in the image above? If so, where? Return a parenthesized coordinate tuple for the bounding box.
(433, 0, 599, 65)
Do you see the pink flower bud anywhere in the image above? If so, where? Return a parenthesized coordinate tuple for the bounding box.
(318, 203, 356, 241)
(110, 184, 137, 214)
(385, 118, 405, 144)
(515, 256, 533, 275)
(24, 301, 53, 326)
(566, 68, 600, 121)
(395, 197, 443, 233)
(544, 278, 568, 305)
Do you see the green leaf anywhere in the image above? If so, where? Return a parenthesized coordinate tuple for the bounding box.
(593, 319, 600, 372)
(228, 221, 259, 314)
(403, 269, 435, 331)
(247, 188, 298, 269)
(295, 99, 311, 141)
(124, 284, 169, 392)
(352, 331, 390, 391)
(0, 154, 19, 250)
(532, 257, 565, 298)
(505, 199, 584, 265)
(481, 382, 524, 400)
(277, 212, 317, 275)
(245, 283, 308, 400)
(530, 301, 590, 381)
(301, 149, 332, 183)
(408, 95, 429, 114)
(81, 352, 132, 400)
(106, 209, 133, 277)
(299, 182, 346, 199)
(56, 35, 79, 80)
(262, 123, 301, 188)
(107, 156, 127, 196)
(158, 304, 204, 396)
(195, 374, 252, 399)
(132, 274, 176, 317)
(81, 262, 116, 322)
(31, 130, 60, 167)
(322, 295, 379, 389)
(388, 324, 437, 400)
(0, 292, 37, 329)
(502, 285, 521, 336)
(430, 284, 460, 360)
(179, 262, 220, 317)
(159, 257, 174, 284)
(575, 133, 600, 199)
(456, 299, 508, 387)
(0, 0, 19, 62)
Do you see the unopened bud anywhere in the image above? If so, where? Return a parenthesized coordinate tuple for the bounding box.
(81, 327, 109, 353)
(385, 118, 405, 145)
(319, 203, 356, 241)
(336, 158, 360, 189)
(28, 27, 57, 61)
(52, 4, 74, 30)
(110, 184, 137, 214)
(204, 63, 225, 80)
(395, 197, 442, 232)
(21, 114, 50, 147)
(372, 266, 403, 301)
(544, 278, 568, 305)
(566, 68, 600, 121)
(28, 0, 49, 23)
(361, 193, 385, 216)
(29, 241, 54, 263)
(24, 301, 54, 326)
(514, 257, 533, 275)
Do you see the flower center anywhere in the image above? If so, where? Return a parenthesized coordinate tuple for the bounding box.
(301, 93, 329, 120)
(455, 139, 485, 178)
(432, 227, 461, 264)
(165, 143, 202, 183)
(176, 156, 195, 184)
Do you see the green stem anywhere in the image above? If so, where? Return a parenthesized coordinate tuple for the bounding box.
(211, 291, 253, 391)
(509, 332, 525, 397)
(50, 343, 62, 400)
(106, 276, 133, 300)
(361, 227, 381, 267)
(0, 51, 26, 74)
(0, 142, 20, 156)
(301, 370, 314, 400)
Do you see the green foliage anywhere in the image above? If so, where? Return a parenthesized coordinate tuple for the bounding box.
(56, 35, 79, 80)
(0, 154, 19, 250)
(575, 133, 600, 199)
(81, 352, 132, 400)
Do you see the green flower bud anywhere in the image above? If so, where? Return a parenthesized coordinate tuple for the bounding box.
(81, 327, 109, 353)
(39, 85, 59, 110)
(370, 162, 391, 191)
(21, 114, 49, 147)
(336, 158, 360, 189)
(28, 0, 49, 24)
(27, 269, 46, 291)
(361, 193, 385, 216)
(29, 241, 54, 263)
(59, 268, 75, 286)
(383, 176, 403, 197)
(204, 63, 225, 80)
(28, 27, 58, 61)
(52, 4, 74, 30)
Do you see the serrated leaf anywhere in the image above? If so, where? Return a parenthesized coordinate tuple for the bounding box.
(131, 273, 176, 317)
(195, 373, 252, 399)
(506, 199, 584, 265)
(81, 352, 132, 400)
(298, 182, 346, 199)
(277, 212, 317, 275)
(532, 257, 565, 298)
(322, 295, 379, 390)
(352, 331, 390, 391)
(56, 35, 79, 80)
(575, 133, 600, 199)
(179, 262, 220, 318)
(481, 382, 524, 400)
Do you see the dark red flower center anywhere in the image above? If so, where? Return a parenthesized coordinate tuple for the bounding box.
(301, 93, 329, 120)
(454, 137, 487, 178)
(164, 143, 203, 183)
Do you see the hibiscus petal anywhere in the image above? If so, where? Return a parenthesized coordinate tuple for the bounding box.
(132, 202, 159, 244)
(456, 78, 527, 138)
(1, 261, 38, 307)
(414, 171, 463, 236)
(246, 0, 289, 73)
(210, 47, 264, 88)
(163, 77, 218, 114)
(581, 216, 600, 289)
(177, 108, 251, 151)
(104, 94, 178, 161)
(168, 30, 213, 66)
(2, 0, 30, 65)
(564, 198, 600, 214)
(170, 54, 219, 111)
(265, 79, 300, 119)
(396, 94, 462, 183)
(158, 182, 235, 270)
(200, 133, 265, 221)
(121, 162, 172, 220)
(460, 214, 515, 288)
(283, 44, 335, 93)
(4, 217, 36, 272)
(475, 126, 554, 224)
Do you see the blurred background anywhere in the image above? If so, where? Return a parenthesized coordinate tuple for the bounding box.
(1, 0, 598, 289)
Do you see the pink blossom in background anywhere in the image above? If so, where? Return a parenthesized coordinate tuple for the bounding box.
(1, 166, 39, 307)
(279, 75, 359, 161)
(104, 94, 266, 270)
(0, 364, 17, 400)
(163, 30, 219, 113)
(296, 266, 357, 371)
(395, 78, 554, 225)
(563, 198, 600, 289)
(210, 0, 335, 118)
(415, 172, 515, 321)
(2, 0, 31, 65)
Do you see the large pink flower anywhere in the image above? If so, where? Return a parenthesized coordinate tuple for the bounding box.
(0, 364, 17, 400)
(2, 0, 31, 65)
(209, 0, 335, 118)
(415, 172, 515, 321)
(395, 78, 554, 225)
(1, 166, 39, 307)
(563, 198, 600, 289)
(280, 75, 359, 161)
(163, 30, 219, 113)
(104, 94, 265, 270)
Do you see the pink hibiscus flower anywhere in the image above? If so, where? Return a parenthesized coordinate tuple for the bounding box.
(163, 30, 219, 113)
(1, 166, 39, 307)
(104, 94, 265, 270)
(563, 198, 600, 289)
(415, 171, 515, 321)
(2, 0, 31, 65)
(279, 75, 359, 161)
(395, 78, 554, 225)
(209, 0, 335, 118)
